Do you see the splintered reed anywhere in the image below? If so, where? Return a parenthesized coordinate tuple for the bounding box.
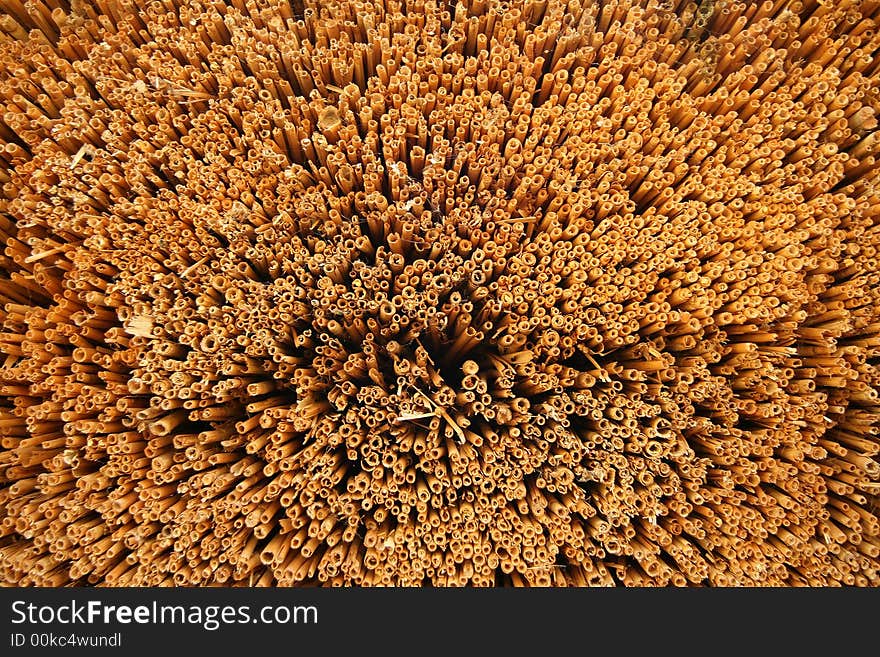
(1, 0, 879, 586)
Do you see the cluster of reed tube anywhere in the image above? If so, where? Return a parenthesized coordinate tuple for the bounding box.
(0, 0, 879, 586)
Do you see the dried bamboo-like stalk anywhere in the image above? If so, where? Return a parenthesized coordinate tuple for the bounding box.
(1, 0, 879, 587)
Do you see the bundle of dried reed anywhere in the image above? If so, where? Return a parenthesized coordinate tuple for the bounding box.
(1, 0, 878, 586)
